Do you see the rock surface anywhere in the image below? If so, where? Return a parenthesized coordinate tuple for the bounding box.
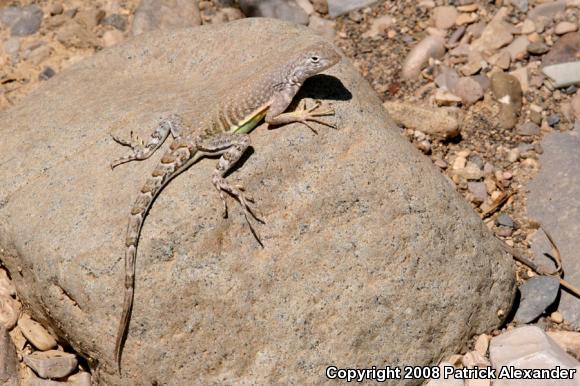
(0, 19, 514, 385)
(527, 131, 580, 327)
(131, 0, 201, 36)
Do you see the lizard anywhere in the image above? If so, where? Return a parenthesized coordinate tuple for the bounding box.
(110, 41, 341, 372)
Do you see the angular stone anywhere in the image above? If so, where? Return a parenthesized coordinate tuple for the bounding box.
(509, 0, 528, 12)
(513, 276, 560, 323)
(454, 77, 484, 105)
(101, 14, 128, 31)
(75, 8, 105, 30)
(0, 19, 514, 385)
(528, 132, 580, 327)
(433, 6, 458, 30)
(131, 0, 201, 36)
(295, 0, 314, 14)
(468, 181, 487, 203)
(516, 122, 540, 136)
(542, 32, 580, 67)
(520, 18, 535, 34)
(435, 66, 460, 91)
(473, 8, 514, 51)
(528, 0, 566, 22)
(489, 50, 511, 70)
(435, 89, 462, 106)
(490, 326, 580, 386)
(327, 0, 377, 17)
(502, 35, 529, 60)
(56, 21, 99, 49)
(23, 350, 77, 379)
(543, 62, 580, 89)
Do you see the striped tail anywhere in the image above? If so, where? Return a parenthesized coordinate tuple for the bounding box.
(114, 139, 198, 373)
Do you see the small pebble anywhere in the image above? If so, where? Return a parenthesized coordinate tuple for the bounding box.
(434, 159, 448, 169)
(554, 22, 578, 35)
(17, 314, 57, 351)
(527, 42, 549, 55)
(417, 140, 431, 154)
(507, 148, 520, 163)
(101, 14, 128, 31)
(547, 114, 560, 127)
(497, 226, 513, 237)
(564, 85, 577, 95)
(550, 311, 564, 324)
(474, 334, 490, 356)
(432, 6, 458, 30)
(39, 66, 56, 81)
(468, 181, 487, 203)
(49, 4, 64, 16)
(454, 76, 484, 105)
(495, 213, 514, 228)
(452, 156, 467, 170)
(516, 122, 540, 136)
(520, 18, 535, 34)
(102, 30, 124, 47)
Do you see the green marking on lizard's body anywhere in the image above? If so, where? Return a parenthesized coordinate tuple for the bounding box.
(110, 41, 341, 374)
(231, 104, 269, 134)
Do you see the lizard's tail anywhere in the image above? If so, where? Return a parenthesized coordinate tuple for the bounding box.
(114, 140, 198, 373)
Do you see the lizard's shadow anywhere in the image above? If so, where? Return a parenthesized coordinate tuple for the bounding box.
(297, 74, 352, 103)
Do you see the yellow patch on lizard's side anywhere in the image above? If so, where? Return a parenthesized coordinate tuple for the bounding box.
(231, 103, 270, 134)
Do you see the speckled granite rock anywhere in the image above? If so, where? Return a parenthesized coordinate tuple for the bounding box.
(0, 18, 515, 385)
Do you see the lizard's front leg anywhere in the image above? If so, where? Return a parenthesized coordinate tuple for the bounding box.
(266, 99, 336, 134)
(197, 133, 264, 243)
(110, 114, 185, 168)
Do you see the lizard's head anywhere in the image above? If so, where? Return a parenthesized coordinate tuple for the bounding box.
(291, 41, 341, 82)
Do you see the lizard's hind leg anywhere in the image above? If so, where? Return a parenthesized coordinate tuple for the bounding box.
(110, 114, 185, 169)
(197, 133, 264, 244)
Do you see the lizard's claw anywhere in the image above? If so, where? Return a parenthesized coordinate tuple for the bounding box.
(295, 99, 336, 133)
(214, 177, 265, 246)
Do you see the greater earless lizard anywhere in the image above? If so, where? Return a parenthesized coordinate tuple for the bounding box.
(111, 41, 341, 372)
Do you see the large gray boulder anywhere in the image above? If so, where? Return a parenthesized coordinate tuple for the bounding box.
(0, 18, 514, 385)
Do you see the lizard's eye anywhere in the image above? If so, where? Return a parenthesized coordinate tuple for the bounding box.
(311, 56, 320, 63)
